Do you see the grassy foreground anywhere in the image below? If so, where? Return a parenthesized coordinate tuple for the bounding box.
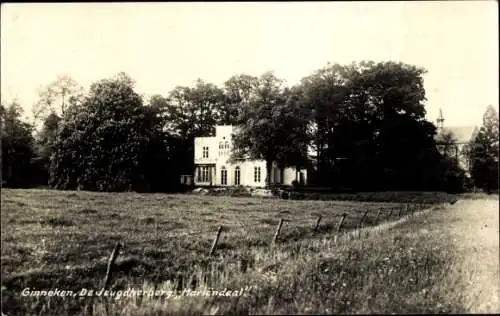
(1, 189, 496, 315)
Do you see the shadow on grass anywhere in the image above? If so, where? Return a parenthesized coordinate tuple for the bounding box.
(40, 217, 75, 228)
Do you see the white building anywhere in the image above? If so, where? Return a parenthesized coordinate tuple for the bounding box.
(194, 125, 308, 187)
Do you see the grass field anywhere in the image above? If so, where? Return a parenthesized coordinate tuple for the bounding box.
(1, 188, 496, 315)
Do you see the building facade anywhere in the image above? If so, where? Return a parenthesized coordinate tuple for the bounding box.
(194, 125, 307, 187)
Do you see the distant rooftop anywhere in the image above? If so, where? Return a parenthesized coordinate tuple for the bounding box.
(437, 126, 478, 144)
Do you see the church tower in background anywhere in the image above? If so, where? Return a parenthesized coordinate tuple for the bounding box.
(436, 108, 445, 134)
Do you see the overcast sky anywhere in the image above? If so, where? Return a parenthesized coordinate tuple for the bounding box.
(1, 2, 498, 126)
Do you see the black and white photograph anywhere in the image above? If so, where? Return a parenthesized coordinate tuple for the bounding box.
(1, 2, 499, 315)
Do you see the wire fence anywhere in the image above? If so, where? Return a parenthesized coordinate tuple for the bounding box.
(99, 202, 435, 289)
(154, 202, 427, 239)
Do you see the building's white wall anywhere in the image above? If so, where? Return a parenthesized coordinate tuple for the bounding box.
(213, 159, 267, 187)
(215, 125, 234, 140)
(283, 168, 296, 185)
(194, 125, 309, 187)
(241, 160, 267, 187)
(194, 137, 217, 164)
(194, 136, 217, 186)
(282, 167, 308, 185)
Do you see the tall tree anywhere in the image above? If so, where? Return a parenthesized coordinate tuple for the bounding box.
(461, 126, 480, 176)
(37, 112, 62, 157)
(275, 86, 313, 175)
(232, 72, 310, 187)
(1, 101, 36, 187)
(31, 112, 62, 185)
(223, 74, 259, 124)
(346, 61, 438, 190)
(435, 130, 459, 159)
(231, 72, 285, 187)
(298, 63, 352, 184)
(32, 75, 84, 127)
(49, 72, 171, 192)
(465, 105, 499, 193)
(298, 60, 447, 190)
(147, 93, 191, 191)
(163, 79, 226, 175)
(165, 79, 225, 138)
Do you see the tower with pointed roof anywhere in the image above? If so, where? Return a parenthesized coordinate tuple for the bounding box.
(436, 108, 445, 134)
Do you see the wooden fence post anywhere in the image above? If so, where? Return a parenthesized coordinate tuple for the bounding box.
(103, 242, 122, 290)
(375, 209, 382, 224)
(358, 210, 369, 229)
(337, 213, 348, 232)
(154, 221, 159, 242)
(209, 226, 223, 256)
(272, 219, 285, 244)
(313, 215, 322, 233)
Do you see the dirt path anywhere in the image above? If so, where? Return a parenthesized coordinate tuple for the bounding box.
(445, 198, 499, 313)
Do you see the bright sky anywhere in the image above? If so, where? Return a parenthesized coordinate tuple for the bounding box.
(1, 2, 498, 126)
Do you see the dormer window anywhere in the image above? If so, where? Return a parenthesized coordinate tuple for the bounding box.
(202, 146, 209, 158)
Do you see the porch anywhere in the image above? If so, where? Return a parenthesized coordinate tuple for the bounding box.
(194, 164, 216, 186)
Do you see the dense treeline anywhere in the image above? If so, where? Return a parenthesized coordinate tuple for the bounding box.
(1, 61, 498, 193)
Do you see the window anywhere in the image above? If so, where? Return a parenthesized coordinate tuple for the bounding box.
(219, 141, 229, 155)
(221, 166, 227, 185)
(200, 166, 210, 182)
(234, 167, 241, 185)
(202, 146, 209, 158)
(254, 166, 261, 183)
(196, 168, 202, 182)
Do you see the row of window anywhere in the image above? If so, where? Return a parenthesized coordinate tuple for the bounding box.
(219, 141, 230, 149)
(201, 143, 230, 158)
(196, 166, 262, 184)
